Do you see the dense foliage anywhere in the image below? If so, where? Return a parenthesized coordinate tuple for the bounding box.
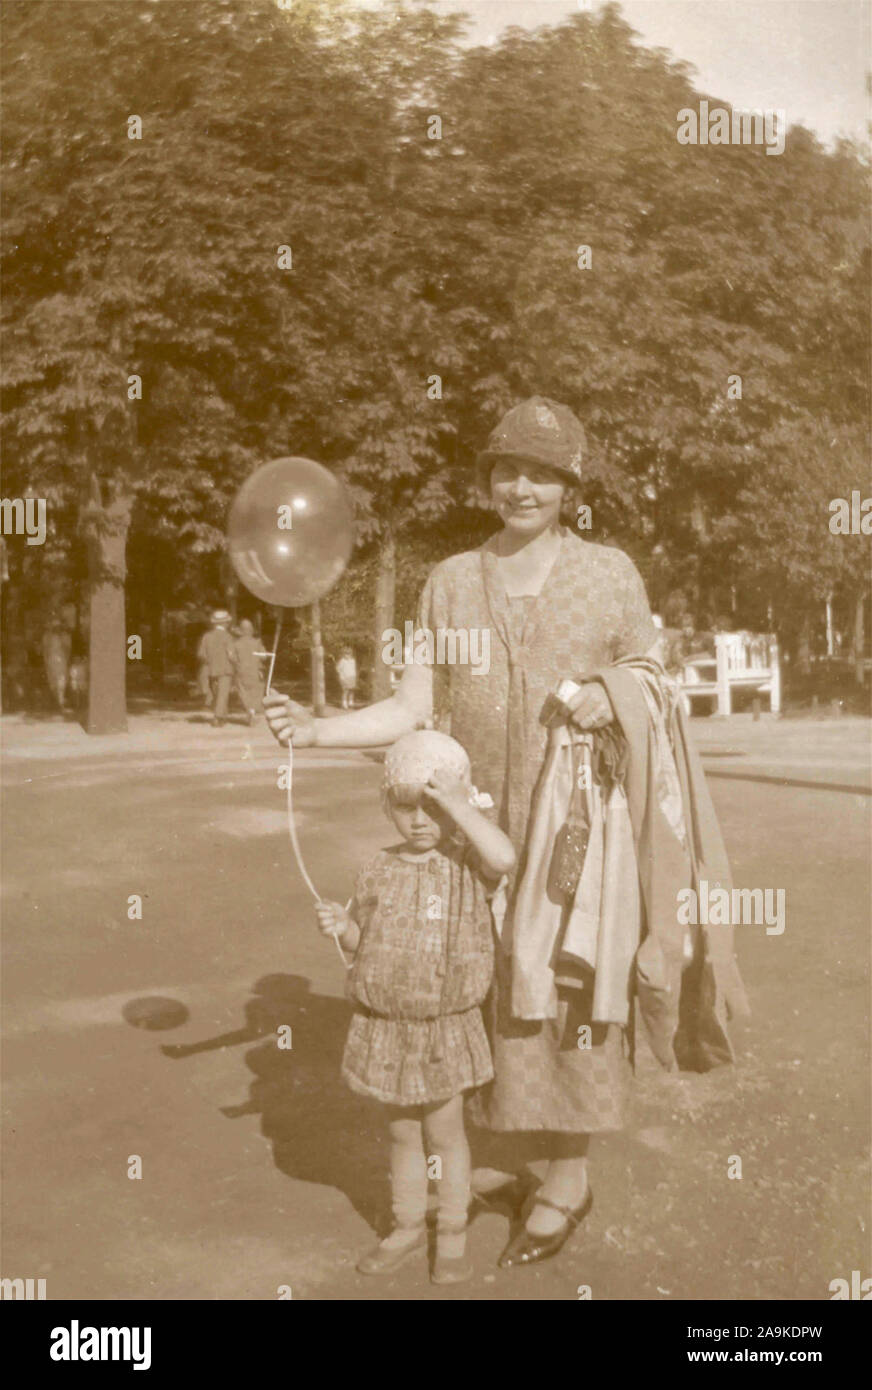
(2, 0, 869, 723)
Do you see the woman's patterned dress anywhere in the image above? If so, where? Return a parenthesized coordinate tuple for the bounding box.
(414, 528, 657, 1132)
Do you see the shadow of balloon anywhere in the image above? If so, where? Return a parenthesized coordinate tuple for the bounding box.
(122, 996, 191, 1031)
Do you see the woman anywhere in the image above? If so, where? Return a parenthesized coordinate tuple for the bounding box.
(265, 396, 747, 1268)
(233, 619, 267, 726)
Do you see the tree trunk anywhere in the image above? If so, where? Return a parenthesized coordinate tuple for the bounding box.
(852, 590, 866, 686)
(310, 599, 326, 716)
(797, 612, 811, 676)
(371, 527, 396, 702)
(0, 538, 6, 714)
(220, 549, 239, 623)
(85, 475, 132, 734)
(690, 492, 709, 542)
(157, 604, 169, 695)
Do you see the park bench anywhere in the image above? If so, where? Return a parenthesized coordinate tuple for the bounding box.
(680, 631, 781, 716)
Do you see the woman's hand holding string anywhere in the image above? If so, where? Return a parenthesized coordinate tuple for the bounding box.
(263, 692, 318, 747)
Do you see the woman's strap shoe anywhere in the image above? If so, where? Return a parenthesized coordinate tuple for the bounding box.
(497, 1187, 593, 1268)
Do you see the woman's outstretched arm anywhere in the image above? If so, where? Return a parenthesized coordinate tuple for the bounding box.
(264, 660, 433, 748)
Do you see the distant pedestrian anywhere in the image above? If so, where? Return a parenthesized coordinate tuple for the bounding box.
(68, 656, 89, 711)
(197, 610, 235, 727)
(335, 645, 357, 709)
(233, 619, 267, 726)
(41, 616, 72, 712)
(663, 617, 698, 677)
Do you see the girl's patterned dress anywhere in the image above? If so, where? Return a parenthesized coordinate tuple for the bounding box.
(341, 843, 496, 1107)
(413, 528, 658, 1134)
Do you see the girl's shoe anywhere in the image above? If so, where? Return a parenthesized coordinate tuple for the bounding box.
(356, 1227, 427, 1276)
(497, 1187, 593, 1268)
(431, 1253, 473, 1285)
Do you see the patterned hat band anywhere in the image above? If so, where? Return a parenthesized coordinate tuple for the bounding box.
(476, 395, 586, 487)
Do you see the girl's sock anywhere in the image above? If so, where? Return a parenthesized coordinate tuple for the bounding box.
(433, 1118, 472, 1261)
(389, 1119, 429, 1235)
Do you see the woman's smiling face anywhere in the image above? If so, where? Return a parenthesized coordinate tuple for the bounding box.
(489, 459, 565, 535)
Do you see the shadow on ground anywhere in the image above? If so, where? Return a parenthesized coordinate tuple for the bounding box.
(159, 973, 386, 1232)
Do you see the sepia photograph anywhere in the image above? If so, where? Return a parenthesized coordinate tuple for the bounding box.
(1, 0, 870, 1339)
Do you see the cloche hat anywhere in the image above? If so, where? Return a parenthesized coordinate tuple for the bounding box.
(476, 395, 586, 490)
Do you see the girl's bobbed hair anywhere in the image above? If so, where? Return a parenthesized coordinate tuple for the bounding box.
(384, 781, 427, 810)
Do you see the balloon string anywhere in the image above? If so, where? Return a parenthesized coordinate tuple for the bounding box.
(268, 616, 350, 969)
(284, 737, 351, 970)
(265, 610, 283, 697)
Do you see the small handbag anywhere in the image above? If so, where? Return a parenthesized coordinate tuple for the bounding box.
(550, 740, 591, 898)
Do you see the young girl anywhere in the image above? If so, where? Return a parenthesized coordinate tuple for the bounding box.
(315, 730, 515, 1285)
(334, 646, 358, 709)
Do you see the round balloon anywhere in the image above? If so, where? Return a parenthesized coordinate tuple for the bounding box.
(227, 457, 354, 608)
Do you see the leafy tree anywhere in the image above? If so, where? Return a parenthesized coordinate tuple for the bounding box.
(2, 0, 868, 723)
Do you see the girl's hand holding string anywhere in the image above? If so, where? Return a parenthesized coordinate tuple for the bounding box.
(314, 900, 360, 952)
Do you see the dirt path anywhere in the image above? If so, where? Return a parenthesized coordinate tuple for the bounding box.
(2, 716, 869, 1299)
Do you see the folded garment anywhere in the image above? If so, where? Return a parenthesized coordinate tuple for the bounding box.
(509, 655, 749, 1071)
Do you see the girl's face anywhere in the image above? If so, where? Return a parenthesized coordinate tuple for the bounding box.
(388, 785, 450, 851)
(490, 459, 566, 536)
